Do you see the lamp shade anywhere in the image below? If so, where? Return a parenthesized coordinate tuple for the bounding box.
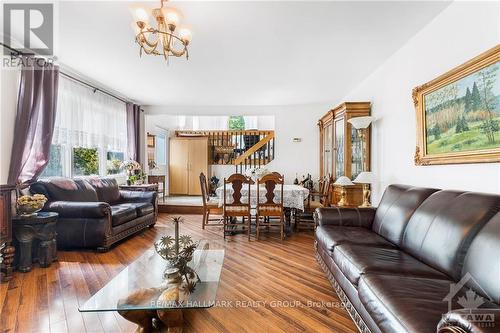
(334, 176, 354, 186)
(353, 171, 374, 184)
(348, 116, 375, 129)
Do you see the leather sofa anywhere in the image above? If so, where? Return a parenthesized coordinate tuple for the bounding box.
(314, 184, 500, 333)
(31, 177, 158, 251)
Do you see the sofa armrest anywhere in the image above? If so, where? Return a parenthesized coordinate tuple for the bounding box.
(46, 201, 111, 218)
(438, 309, 500, 333)
(314, 207, 376, 228)
(119, 190, 157, 205)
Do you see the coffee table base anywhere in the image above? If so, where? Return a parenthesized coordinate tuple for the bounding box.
(119, 309, 183, 333)
(117, 287, 184, 333)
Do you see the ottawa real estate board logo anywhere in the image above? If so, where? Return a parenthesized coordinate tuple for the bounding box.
(3, 3, 53, 55)
(443, 273, 496, 329)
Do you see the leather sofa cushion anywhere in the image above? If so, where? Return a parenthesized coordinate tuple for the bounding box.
(111, 204, 138, 227)
(358, 274, 453, 333)
(316, 226, 395, 252)
(128, 202, 155, 217)
(462, 211, 500, 304)
(88, 177, 121, 204)
(402, 190, 500, 281)
(333, 244, 448, 286)
(359, 274, 500, 333)
(371, 185, 439, 246)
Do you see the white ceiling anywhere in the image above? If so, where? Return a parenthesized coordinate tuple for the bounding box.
(56, 1, 450, 107)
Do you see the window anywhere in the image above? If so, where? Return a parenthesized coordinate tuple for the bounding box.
(107, 151, 125, 175)
(73, 147, 99, 176)
(41, 144, 63, 177)
(156, 134, 166, 165)
(228, 116, 245, 130)
(40, 76, 128, 179)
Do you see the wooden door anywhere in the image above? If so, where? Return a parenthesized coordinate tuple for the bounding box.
(169, 139, 189, 195)
(187, 138, 208, 195)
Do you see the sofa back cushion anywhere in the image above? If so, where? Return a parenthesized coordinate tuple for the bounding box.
(87, 177, 121, 204)
(31, 177, 98, 202)
(461, 211, 500, 304)
(371, 184, 439, 246)
(402, 191, 500, 280)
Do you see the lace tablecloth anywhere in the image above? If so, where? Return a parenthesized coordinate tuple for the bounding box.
(216, 185, 310, 211)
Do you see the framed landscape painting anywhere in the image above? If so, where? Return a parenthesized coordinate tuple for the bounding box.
(413, 45, 500, 165)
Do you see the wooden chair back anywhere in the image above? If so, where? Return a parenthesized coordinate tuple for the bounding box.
(199, 172, 210, 208)
(223, 173, 252, 216)
(257, 173, 284, 216)
(321, 175, 333, 206)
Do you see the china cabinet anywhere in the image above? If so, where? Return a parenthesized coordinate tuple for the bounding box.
(318, 102, 371, 206)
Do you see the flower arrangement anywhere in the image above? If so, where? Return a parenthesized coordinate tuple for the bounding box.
(16, 194, 47, 216)
(245, 167, 270, 181)
(120, 160, 143, 185)
(120, 159, 142, 173)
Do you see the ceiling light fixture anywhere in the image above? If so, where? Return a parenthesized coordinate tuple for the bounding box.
(133, 0, 191, 62)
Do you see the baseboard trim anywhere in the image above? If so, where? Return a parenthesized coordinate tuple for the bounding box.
(159, 204, 204, 214)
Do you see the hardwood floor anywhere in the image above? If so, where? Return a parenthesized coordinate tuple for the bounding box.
(0, 214, 357, 333)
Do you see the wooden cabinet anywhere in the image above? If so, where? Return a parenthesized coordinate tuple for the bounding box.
(319, 102, 371, 207)
(169, 137, 209, 195)
(0, 185, 15, 282)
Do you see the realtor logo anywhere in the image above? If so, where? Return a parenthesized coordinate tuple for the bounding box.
(3, 3, 53, 55)
(443, 272, 495, 327)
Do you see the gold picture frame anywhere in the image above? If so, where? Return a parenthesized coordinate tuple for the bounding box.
(413, 44, 500, 166)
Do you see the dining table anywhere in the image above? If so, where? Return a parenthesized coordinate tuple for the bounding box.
(215, 184, 310, 235)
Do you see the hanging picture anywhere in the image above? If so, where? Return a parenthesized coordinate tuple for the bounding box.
(413, 45, 500, 165)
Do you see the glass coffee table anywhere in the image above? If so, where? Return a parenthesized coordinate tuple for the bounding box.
(80, 240, 224, 332)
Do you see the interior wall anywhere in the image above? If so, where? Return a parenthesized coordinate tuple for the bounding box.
(144, 104, 329, 187)
(342, 1, 500, 204)
(0, 68, 20, 184)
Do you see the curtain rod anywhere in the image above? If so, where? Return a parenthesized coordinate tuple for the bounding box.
(1, 43, 142, 109)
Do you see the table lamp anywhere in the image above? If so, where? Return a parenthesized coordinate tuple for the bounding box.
(353, 171, 374, 208)
(334, 176, 354, 207)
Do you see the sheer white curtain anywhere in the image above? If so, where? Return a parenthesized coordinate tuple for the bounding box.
(52, 77, 127, 151)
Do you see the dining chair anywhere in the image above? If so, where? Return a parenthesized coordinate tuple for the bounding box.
(256, 173, 285, 240)
(296, 175, 333, 230)
(199, 173, 223, 229)
(223, 173, 252, 240)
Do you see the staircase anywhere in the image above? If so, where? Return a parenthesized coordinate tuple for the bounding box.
(175, 130, 275, 173)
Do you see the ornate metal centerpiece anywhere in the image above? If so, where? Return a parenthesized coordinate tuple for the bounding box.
(154, 216, 199, 293)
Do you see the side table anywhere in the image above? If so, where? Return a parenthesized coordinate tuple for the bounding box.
(13, 212, 58, 272)
(119, 184, 159, 192)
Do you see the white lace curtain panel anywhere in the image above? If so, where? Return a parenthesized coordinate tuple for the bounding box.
(51, 76, 127, 152)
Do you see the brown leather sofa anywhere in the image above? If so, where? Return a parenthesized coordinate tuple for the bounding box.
(314, 184, 500, 333)
(31, 177, 158, 251)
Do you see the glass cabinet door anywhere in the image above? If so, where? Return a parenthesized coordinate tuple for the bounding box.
(323, 122, 333, 177)
(334, 118, 344, 179)
(351, 126, 363, 180)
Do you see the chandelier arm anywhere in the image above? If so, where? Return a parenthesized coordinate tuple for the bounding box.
(137, 32, 160, 49)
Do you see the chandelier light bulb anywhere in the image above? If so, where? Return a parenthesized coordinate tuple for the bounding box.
(179, 27, 192, 43)
(162, 6, 181, 28)
(135, 8, 149, 23)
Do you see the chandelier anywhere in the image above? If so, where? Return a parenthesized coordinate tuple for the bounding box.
(133, 0, 192, 61)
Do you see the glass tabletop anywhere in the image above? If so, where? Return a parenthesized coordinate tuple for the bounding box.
(79, 240, 225, 312)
